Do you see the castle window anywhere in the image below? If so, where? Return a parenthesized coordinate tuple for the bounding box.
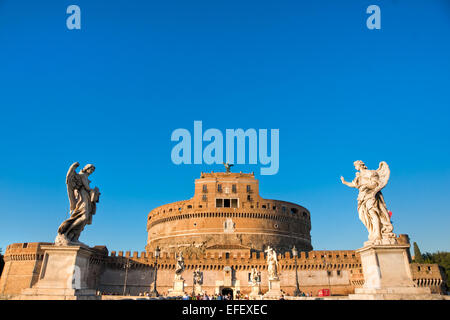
(216, 199, 223, 208)
(231, 199, 238, 208)
(262, 205, 266, 209)
(217, 184, 222, 192)
(273, 206, 276, 210)
(225, 252, 230, 259)
(224, 199, 231, 207)
(232, 184, 237, 193)
(202, 185, 207, 193)
(246, 185, 251, 192)
(303, 212, 307, 217)
(291, 208, 298, 214)
(202, 195, 207, 201)
(247, 195, 251, 201)
(187, 205, 192, 209)
(282, 206, 286, 213)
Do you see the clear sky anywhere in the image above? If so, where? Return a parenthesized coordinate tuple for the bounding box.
(0, 0, 449, 254)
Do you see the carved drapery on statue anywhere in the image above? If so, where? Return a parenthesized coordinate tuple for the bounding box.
(250, 268, 261, 286)
(175, 252, 185, 280)
(193, 268, 203, 285)
(55, 162, 101, 246)
(341, 161, 396, 246)
(265, 246, 279, 280)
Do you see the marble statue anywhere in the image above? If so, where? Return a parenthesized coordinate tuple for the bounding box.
(250, 268, 261, 286)
(175, 252, 185, 280)
(341, 161, 396, 246)
(193, 268, 203, 285)
(55, 162, 101, 246)
(265, 246, 279, 280)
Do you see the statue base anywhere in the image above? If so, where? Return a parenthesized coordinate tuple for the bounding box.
(18, 245, 99, 300)
(249, 284, 262, 300)
(263, 279, 283, 300)
(168, 279, 185, 297)
(194, 284, 204, 295)
(349, 244, 434, 300)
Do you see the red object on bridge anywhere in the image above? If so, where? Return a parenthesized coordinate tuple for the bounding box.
(318, 289, 330, 297)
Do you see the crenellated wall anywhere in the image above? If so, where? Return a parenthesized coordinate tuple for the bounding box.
(1, 242, 446, 297)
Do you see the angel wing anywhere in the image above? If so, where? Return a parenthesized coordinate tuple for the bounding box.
(375, 161, 390, 194)
(66, 162, 81, 211)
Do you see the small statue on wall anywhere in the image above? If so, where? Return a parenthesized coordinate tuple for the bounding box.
(175, 251, 185, 280)
(250, 267, 261, 286)
(193, 268, 203, 285)
(265, 246, 279, 280)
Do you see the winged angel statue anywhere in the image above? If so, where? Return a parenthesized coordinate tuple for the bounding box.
(341, 161, 396, 245)
(55, 162, 101, 246)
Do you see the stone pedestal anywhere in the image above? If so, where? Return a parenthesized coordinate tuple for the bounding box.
(19, 245, 99, 300)
(349, 244, 433, 300)
(168, 279, 186, 297)
(249, 284, 262, 300)
(194, 284, 204, 295)
(263, 279, 283, 300)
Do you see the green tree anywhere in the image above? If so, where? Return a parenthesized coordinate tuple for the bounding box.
(413, 242, 423, 263)
(421, 251, 450, 289)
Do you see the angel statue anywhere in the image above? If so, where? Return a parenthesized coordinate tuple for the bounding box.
(174, 252, 185, 280)
(341, 161, 396, 246)
(250, 268, 261, 286)
(193, 268, 203, 285)
(265, 246, 279, 280)
(55, 162, 101, 246)
(223, 162, 234, 173)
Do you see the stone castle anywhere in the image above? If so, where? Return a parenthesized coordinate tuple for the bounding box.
(0, 170, 446, 298)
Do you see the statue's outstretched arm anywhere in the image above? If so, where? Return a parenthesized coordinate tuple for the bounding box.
(340, 176, 357, 188)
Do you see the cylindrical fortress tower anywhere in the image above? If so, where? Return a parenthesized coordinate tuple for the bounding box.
(146, 171, 312, 254)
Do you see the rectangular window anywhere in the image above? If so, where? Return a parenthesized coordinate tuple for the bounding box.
(202, 184, 207, 192)
(247, 185, 251, 192)
(224, 199, 231, 207)
(202, 195, 207, 201)
(217, 184, 222, 192)
(231, 199, 238, 208)
(216, 199, 223, 208)
(232, 184, 237, 193)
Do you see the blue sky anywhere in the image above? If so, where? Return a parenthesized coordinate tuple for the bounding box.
(0, 0, 449, 254)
